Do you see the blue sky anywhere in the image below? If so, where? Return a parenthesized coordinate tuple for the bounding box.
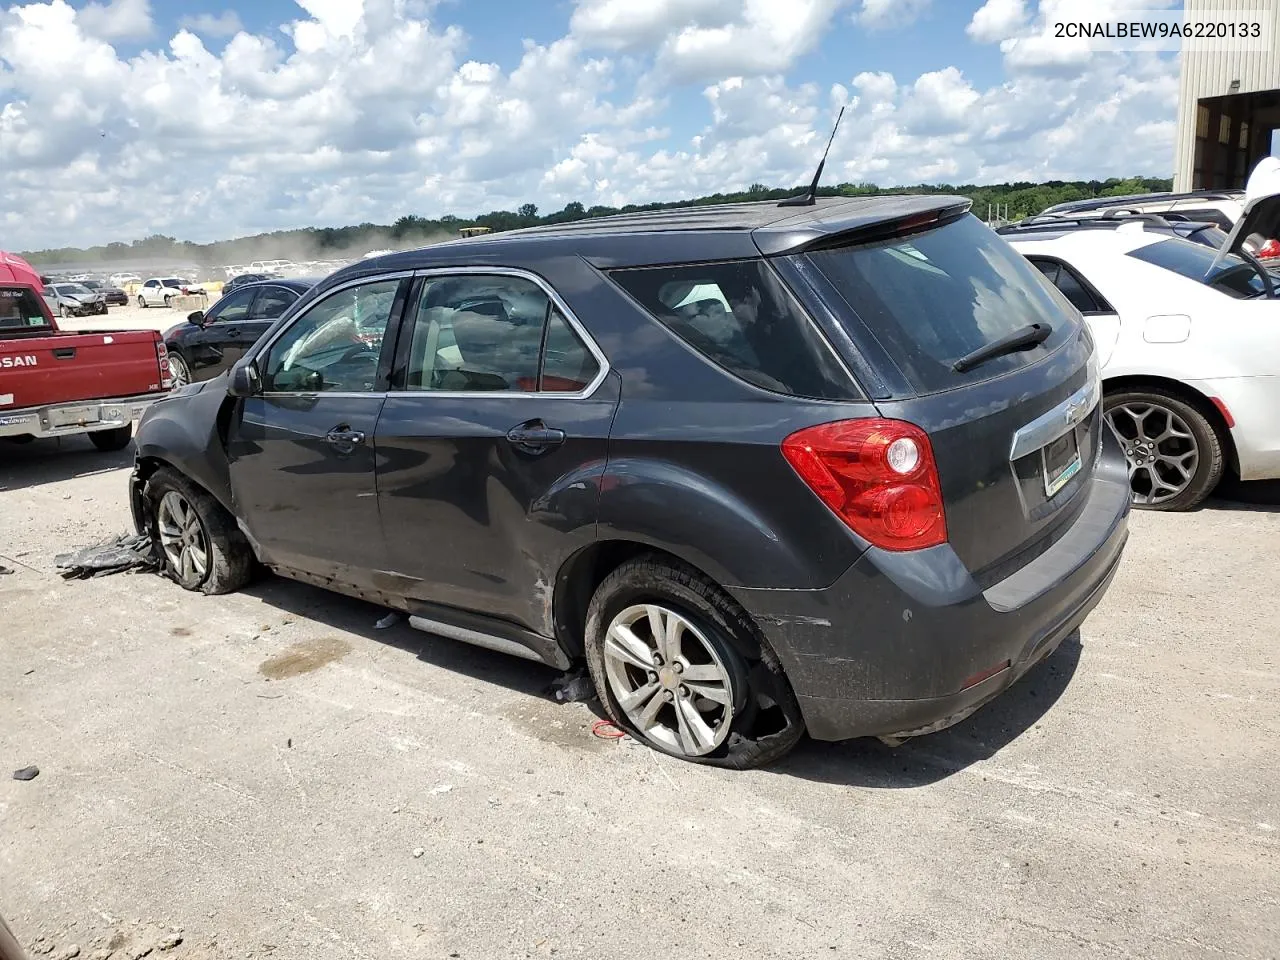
(1, 0, 1183, 248)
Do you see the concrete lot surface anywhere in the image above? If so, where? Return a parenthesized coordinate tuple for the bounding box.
(2, 436, 1278, 960)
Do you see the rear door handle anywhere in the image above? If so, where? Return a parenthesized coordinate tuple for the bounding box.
(506, 420, 566, 453)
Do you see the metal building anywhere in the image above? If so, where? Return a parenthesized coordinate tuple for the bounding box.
(1173, 0, 1280, 190)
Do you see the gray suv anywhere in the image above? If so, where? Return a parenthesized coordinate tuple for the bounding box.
(130, 196, 1130, 768)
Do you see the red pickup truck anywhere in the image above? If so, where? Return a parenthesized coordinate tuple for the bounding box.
(1, 251, 171, 451)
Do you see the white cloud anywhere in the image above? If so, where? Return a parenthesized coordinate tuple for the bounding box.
(854, 0, 930, 30)
(569, 0, 738, 50)
(177, 10, 243, 38)
(572, 0, 846, 81)
(966, 0, 1025, 43)
(0, 0, 1181, 251)
(77, 0, 151, 40)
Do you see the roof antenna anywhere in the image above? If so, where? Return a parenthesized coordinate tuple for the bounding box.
(778, 106, 845, 208)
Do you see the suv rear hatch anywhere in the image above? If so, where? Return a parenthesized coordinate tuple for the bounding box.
(776, 210, 1101, 578)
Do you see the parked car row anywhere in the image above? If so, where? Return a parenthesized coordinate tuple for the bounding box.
(13, 163, 1277, 771)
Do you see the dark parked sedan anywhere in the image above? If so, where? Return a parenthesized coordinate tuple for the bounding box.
(163, 278, 316, 385)
(130, 198, 1129, 768)
(80, 278, 129, 306)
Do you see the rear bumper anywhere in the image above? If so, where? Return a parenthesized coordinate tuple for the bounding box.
(1186, 376, 1280, 481)
(0, 393, 164, 440)
(731, 438, 1131, 742)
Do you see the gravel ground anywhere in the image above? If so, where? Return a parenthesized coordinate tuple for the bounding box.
(1, 437, 1278, 960)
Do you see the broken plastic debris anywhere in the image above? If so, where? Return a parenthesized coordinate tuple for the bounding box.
(412, 847, 425, 859)
(375, 611, 402, 629)
(12, 765, 39, 781)
(429, 783, 453, 795)
(54, 533, 158, 580)
(548, 669, 595, 703)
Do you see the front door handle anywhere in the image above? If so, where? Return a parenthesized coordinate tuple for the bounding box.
(226, 328, 241, 338)
(506, 420, 566, 453)
(325, 427, 366, 449)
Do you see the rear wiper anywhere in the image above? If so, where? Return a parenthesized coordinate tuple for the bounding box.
(952, 322, 1052, 373)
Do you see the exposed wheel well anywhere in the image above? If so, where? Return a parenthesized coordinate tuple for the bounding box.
(1103, 375, 1239, 476)
(554, 541, 736, 660)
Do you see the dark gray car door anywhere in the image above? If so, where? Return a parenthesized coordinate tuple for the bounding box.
(227, 275, 410, 587)
(373, 271, 617, 635)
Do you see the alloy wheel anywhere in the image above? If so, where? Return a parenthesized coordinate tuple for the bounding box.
(156, 490, 209, 584)
(602, 603, 735, 757)
(168, 353, 191, 387)
(1105, 401, 1200, 505)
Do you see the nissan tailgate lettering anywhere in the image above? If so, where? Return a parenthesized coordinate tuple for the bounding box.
(0, 354, 37, 367)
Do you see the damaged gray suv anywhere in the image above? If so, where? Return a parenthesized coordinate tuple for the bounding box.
(131, 196, 1130, 768)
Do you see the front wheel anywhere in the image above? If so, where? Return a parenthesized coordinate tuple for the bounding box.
(168, 351, 192, 387)
(144, 468, 253, 594)
(138, 296, 147, 309)
(584, 556, 804, 768)
(1104, 388, 1224, 511)
(163, 294, 172, 308)
(60, 305, 69, 319)
(88, 424, 132, 452)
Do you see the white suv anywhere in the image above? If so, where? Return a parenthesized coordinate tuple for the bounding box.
(137, 277, 204, 308)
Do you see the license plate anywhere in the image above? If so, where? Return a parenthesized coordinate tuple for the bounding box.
(1042, 429, 1082, 498)
(49, 405, 101, 427)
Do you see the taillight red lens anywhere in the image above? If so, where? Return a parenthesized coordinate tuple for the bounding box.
(156, 341, 172, 388)
(781, 418, 947, 551)
(1258, 239, 1280, 259)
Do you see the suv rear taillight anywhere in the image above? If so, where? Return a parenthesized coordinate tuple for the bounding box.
(156, 340, 173, 389)
(781, 418, 947, 551)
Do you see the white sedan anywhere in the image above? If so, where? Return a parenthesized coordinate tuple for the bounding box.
(1006, 184, 1280, 510)
(137, 276, 204, 308)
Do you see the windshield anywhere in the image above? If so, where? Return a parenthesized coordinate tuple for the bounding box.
(163, 278, 185, 286)
(1126, 238, 1273, 298)
(806, 214, 1075, 392)
(56, 283, 92, 296)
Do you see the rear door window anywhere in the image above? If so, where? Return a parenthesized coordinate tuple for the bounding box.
(0, 287, 51, 331)
(805, 214, 1076, 392)
(248, 286, 298, 320)
(608, 260, 857, 400)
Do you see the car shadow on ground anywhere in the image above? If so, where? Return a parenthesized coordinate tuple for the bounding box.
(0, 436, 134, 492)
(242, 576, 559, 701)
(244, 575, 1081, 787)
(1206, 477, 1280, 512)
(769, 632, 1082, 788)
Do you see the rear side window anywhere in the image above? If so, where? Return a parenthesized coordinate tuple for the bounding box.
(403, 275, 600, 394)
(1029, 258, 1109, 314)
(609, 260, 856, 399)
(807, 214, 1075, 392)
(0, 287, 51, 330)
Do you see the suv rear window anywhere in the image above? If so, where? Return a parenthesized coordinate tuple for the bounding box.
(0, 287, 51, 331)
(609, 260, 857, 400)
(806, 214, 1074, 392)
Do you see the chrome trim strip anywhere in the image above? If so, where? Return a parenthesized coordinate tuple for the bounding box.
(252, 266, 611, 402)
(408, 615, 543, 663)
(1009, 358, 1101, 462)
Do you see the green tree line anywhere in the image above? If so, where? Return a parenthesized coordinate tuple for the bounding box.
(21, 176, 1172, 266)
